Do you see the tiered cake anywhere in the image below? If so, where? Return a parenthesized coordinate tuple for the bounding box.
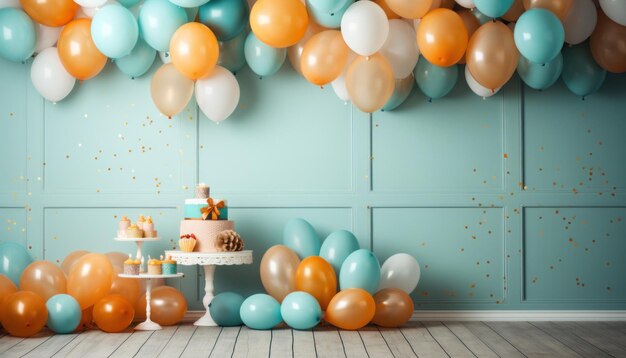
(180, 184, 234, 252)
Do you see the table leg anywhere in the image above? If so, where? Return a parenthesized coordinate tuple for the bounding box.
(135, 278, 163, 331)
(194, 265, 217, 326)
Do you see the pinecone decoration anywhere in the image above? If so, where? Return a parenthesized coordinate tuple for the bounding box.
(215, 230, 244, 252)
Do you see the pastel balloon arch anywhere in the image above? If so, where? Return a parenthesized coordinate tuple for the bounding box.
(0, 0, 624, 119)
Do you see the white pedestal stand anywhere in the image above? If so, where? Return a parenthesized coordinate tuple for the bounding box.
(164, 250, 253, 326)
(114, 237, 160, 259)
(118, 273, 184, 331)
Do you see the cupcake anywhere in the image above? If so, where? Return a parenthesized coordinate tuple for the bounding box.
(137, 215, 146, 230)
(118, 216, 131, 238)
(148, 257, 162, 275)
(126, 224, 143, 238)
(162, 256, 177, 275)
(123, 254, 140, 275)
(144, 216, 157, 237)
(179, 233, 197, 252)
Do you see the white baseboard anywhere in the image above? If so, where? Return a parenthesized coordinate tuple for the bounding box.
(184, 310, 626, 322)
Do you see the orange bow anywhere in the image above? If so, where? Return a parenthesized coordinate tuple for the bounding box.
(201, 198, 225, 220)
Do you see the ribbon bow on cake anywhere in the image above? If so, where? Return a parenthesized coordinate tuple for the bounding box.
(201, 198, 225, 220)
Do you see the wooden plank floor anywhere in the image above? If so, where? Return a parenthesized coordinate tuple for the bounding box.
(1, 321, 626, 357)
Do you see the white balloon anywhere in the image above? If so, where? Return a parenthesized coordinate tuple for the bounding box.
(195, 66, 240, 123)
(340, 1, 389, 56)
(159, 51, 171, 64)
(377, 253, 421, 294)
(563, 0, 597, 45)
(599, 0, 626, 26)
(330, 51, 356, 102)
(455, 0, 475, 8)
(75, 0, 108, 9)
(81, 0, 118, 17)
(380, 19, 420, 79)
(0, 0, 21, 9)
(465, 65, 500, 98)
(31, 47, 76, 102)
(34, 24, 62, 53)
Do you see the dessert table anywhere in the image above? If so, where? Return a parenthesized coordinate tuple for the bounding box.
(113, 236, 159, 260)
(164, 250, 253, 326)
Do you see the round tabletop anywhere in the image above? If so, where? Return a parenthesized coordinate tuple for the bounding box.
(164, 250, 253, 266)
(118, 273, 184, 279)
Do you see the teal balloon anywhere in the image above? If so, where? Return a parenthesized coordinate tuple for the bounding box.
(209, 292, 245, 326)
(115, 39, 157, 78)
(118, 0, 140, 8)
(517, 52, 563, 90)
(139, 0, 188, 52)
(473, 0, 514, 18)
(307, 0, 354, 29)
(472, 8, 491, 25)
(282, 218, 321, 259)
(280, 292, 322, 330)
(46, 294, 81, 334)
(240, 294, 282, 330)
(199, 0, 248, 41)
(169, 0, 210, 9)
(319, 230, 360, 277)
(91, 4, 139, 59)
(383, 75, 415, 111)
(0, 8, 36, 63)
(339, 249, 381, 294)
(219, 30, 247, 73)
(414, 59, 458, 100)
(514, 9, 564, 64)
(308, 0, 351, 14)
(0, 242, 33, 286)
(244, 32, 286, 77)
(562, 44, 606, 98)
(185, 6, 199, 21)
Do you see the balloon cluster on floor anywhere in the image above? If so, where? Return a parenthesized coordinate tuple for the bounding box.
(0, 242, 186, 337)
(210, 218, 420, 330)
(0, 0, 624, 117)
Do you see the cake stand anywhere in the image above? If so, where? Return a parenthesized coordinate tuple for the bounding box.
(118, 273, 184, 331)
(114, 237, 159, 260)
(164, 250, 253, 326)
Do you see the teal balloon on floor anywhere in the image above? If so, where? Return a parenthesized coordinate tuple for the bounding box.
(280, 291, 322, 330)
(0, 242, 33, 286)
(518, 52, 563, 90)
(319, 230, 360, 277)
(414, 59, 458, 100)
(115, 39, 157, 79)
(219, 30, 247, 74)
(199, 0, 248, 41)
(561, 43, 606, 98)
(0, 8, 36, 63)
(244, 32, 286, 78)
(46, 294, 81, 334)
(240, 294, 282, 330)
(339, 249, 381, 294)
(209, 292, 245, 326)
(514, 8, 564, 64)
(283, 218, 321, 259)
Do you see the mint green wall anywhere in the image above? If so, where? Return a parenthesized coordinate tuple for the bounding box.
(1, 56, 625, 310)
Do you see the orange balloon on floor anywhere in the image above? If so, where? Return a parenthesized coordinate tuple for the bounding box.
(372, 288, 414, 328)
(135, 286, 187, 326)
(250, 0, 308, 48)
(417, 8, 468, 67)
(93, 294, 134, 333)
(295, 256, 337, 310)
(67, 253, 113, 310)
(0, 274, 17, 324)
(169, 23, 219, 80)
(19, 260, 67, 301)
(61, 250, 89, 276)
(325, 288, 375, 330)
(1, 291, 48, 337)
(57, 19, 108, 81)
(109, 269, 141, 306)
(75, 306, 94, 332)
(20, 0, 78, 27)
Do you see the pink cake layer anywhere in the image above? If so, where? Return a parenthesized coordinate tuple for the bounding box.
(179, 220, 234, 252)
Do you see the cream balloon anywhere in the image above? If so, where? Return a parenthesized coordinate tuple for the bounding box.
(159, 51, 171, 64)
(150, 63, 194, 118)
(599, 0, 626, 26)
(563, 0, 597, 45)
(0, 0, 21, 9)
(287, 20, 324, 75)
(455, 0, 475, 8)
(465, 65, 500, 98)
(345, 54, 395, 113)
(81, 0, 118, 17)
(331, 50, 356, 102)
(380, 19, 420, 79)
(75, 0, 107, 8)
(30, 47, 76, 102)
(377, 253, 420, 294)
(34, 24, 62, 53)
(195, 66, 240, 123)
(340, 1, 389, 56)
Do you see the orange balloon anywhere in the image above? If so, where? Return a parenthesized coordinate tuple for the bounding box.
(109, 268, 141, 306)
(19, 261, 67, 301)
(295, 256, 337, 310)
(345, 54, 395, 113)
(57, 19, 107, 81)
(502, 0, 524, 22)
(523, 0, 573, 20)
(75, 306, 94, 332)
(590, 11, 626, 74)
(169, 22, 219, 80)
(19, 0, 78, 27)
(288, 20, 325, 75)
(105, 252, 128, 272)
(439, 0, 455, 9)
(373, 0, 401, 19)
(0, 275, 17, 325)
(250, 0, 308, 48)
(325, 288, 375, 330)
(301, 30, 350, 86)
(61, 250, 89, 276)
(1, 291, 48, 337)
(386, 0, 432, 19)
(417, 8, 468, 67)
(67, 253, 113, 310)
(135, 286, 187, 326)
(93, 294, 134, 333)
(456, 9, 480, 64)
(467, 21, 518, 90)
(372, 288, 414, 328)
